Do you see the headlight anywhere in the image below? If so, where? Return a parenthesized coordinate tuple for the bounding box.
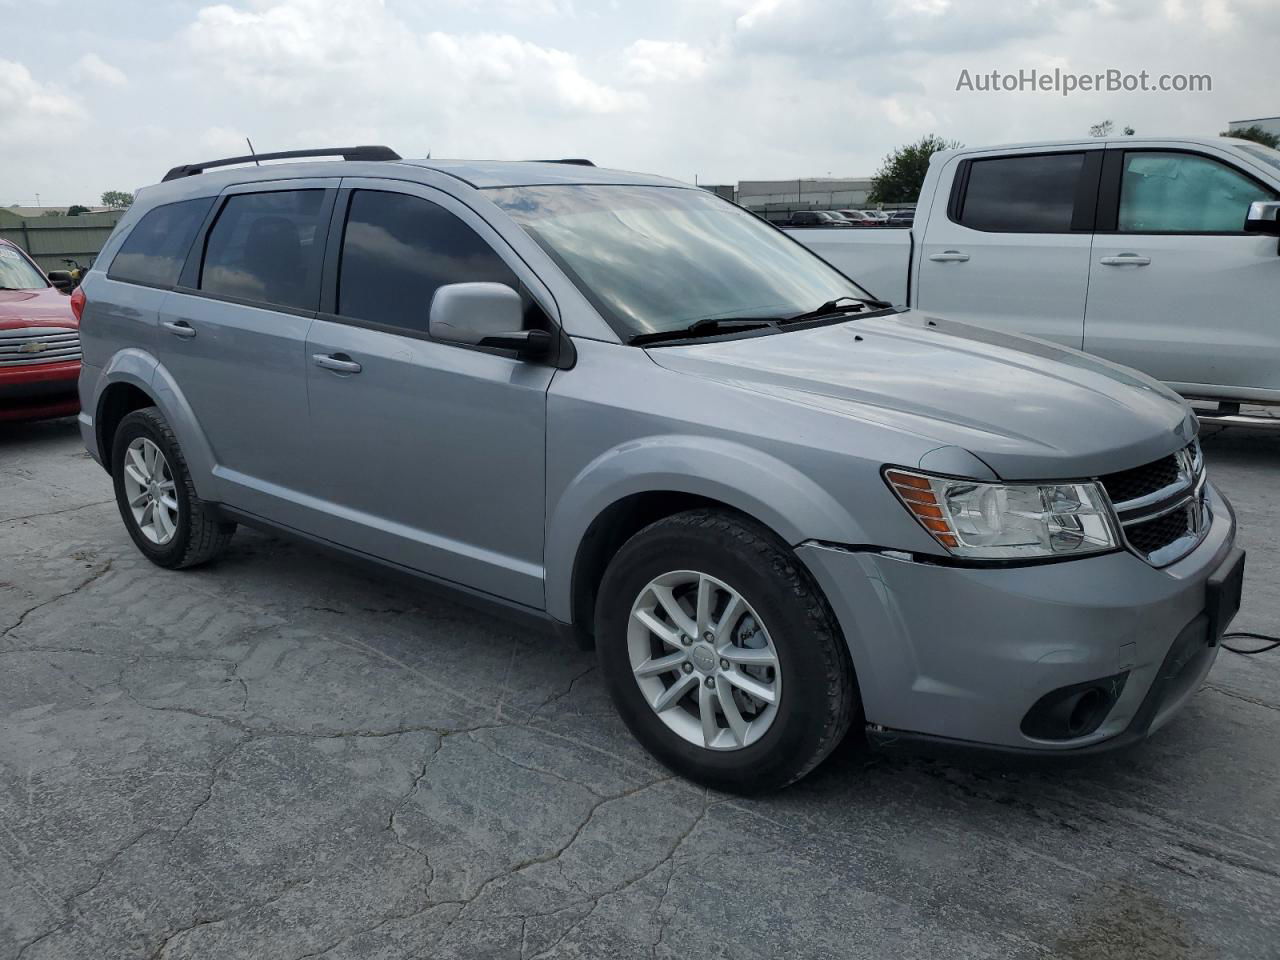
(884, 468, 1119, 561)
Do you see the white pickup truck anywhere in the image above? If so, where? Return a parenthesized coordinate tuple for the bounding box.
(787, 136, 1280, 427)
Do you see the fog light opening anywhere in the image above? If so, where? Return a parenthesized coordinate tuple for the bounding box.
(1067, 688, 1107, 737)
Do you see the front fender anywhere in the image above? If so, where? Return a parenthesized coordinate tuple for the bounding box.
(544, 434, 866, 622)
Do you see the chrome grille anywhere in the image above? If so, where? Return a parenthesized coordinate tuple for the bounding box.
(1100, 440, 1207, 567)
(0, 327, 82, 367)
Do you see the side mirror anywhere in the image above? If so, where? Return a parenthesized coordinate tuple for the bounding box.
(1244, 200, 1280, 236)
(428, 282, 551, 360)
(46, 270, 74, 293)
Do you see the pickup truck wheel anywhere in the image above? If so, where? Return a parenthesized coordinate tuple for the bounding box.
(595, 509, 857, 793)
(110, 407, 236, 569)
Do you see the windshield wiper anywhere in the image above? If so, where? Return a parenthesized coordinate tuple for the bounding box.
(629, 317, 779, 346)
(782, 295, 893, 324)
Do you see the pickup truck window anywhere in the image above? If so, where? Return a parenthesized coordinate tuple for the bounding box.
(957, 152, 1087, 233)
(489, 184, 871, 339)
(1117, 152, 1276, 234)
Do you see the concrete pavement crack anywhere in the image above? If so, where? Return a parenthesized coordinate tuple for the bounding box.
(0, 498, 114, 524)
(1, 559, 113, 642)
(526, 664, 596, 724)
(1204, 682, 1280, 712)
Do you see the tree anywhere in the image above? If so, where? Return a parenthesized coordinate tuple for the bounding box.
(1221, 125, 1280, 149)
(41, 209, 65, 217)
(1089, 120, 1113, 137)
(67, 204, 91, 216)
(101, 190, 134, 209)
(867, 134, 963, 204)
(1123, 126, 1136, 136)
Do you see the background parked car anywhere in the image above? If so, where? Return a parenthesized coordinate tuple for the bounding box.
(786, 210, 855, 227)
(0, 239, 82, 423)
(835, 210, 881, 226)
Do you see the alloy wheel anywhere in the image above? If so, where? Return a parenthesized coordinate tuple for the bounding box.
(627, 570, 781, 751)
(121, 437, 179, 545)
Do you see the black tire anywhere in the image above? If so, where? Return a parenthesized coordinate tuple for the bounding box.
(110, 407, 236, 569)
(595, 509, 858, 793)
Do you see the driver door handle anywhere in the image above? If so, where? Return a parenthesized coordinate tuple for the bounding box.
(312, 353, 362, 374)
(162, 319, 197, 339)
(1099, 254, 1152, 266)
(928, 250, 970, 262)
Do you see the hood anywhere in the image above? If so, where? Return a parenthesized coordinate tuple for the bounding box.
(646, 310, 1196, 480)
(0, 287, 79, 331)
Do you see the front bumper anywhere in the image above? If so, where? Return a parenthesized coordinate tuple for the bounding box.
(0, 360, 80, 422)
(797, 482, 1239, 754)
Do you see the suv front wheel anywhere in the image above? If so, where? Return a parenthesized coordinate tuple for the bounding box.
(110, 407, 236, 569)
(595, 509, 858, 792)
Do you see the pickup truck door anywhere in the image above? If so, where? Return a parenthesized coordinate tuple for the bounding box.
(914, 150, 1101, 349)
(1083, 145, 1280, 398)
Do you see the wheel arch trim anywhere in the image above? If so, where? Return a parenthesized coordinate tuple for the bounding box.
(93, 351, 219, 500)
(545, 434, 867, 624)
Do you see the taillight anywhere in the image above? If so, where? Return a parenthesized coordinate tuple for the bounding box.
(70, 286, 86, 322)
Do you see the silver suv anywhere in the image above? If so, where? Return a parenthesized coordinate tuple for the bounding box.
(77, 146, 1244, 791)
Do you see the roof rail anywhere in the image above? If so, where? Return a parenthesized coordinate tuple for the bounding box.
(161, 145, 401, 182)
(534, 158, 595, 166)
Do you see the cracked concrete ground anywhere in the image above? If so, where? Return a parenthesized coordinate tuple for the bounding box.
(2, 417, 1279, 960)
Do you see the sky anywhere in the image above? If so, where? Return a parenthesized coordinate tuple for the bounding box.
(2, 0, 1277, 205)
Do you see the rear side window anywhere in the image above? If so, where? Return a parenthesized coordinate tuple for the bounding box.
(200, 190, 327, 311)
(957, 153, 1087, 232)
(108, 198, 213, 287)
(1117, 151, 1276, 233)
(336, 190, 517, 334)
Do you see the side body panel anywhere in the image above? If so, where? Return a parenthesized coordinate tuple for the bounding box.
(780, 228, 912, 304)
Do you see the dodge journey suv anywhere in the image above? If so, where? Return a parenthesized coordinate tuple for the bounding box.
(77, 146, 1244, 791)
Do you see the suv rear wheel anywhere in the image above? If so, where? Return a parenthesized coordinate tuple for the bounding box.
(110, 407, 236, 569)
(595, 509, 858, 792)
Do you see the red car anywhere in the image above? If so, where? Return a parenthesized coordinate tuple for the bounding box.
(0, 239, 83, 423)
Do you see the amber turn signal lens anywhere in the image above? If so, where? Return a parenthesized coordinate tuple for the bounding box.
(885, 469, 959, 550)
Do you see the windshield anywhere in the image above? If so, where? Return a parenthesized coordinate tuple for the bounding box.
(488, 185, 872, 339)
(0, 245, 48, 290)
(1236, 142, 1280, 176)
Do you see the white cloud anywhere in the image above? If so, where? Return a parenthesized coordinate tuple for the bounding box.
(185, 0, 638, 114)
(0, 58, 83, 141)
(4, 0, 1280, 205)
(624, 40, 712, 84)
(71, 53, 127, 88)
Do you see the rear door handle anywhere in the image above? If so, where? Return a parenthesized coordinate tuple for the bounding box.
(928, 250, 970, 262)
(1099, 254, 1152, 266)
(162, 320, 197, 339)
(312, 353, 362, 374)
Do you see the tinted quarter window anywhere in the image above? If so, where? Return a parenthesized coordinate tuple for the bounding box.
(1118, 152, 1276, 233)
(108, 197, 214, 288)
(959, 153, 1086, 232)
(337, 190, 517, 334)
(200, 190, 327, 311)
